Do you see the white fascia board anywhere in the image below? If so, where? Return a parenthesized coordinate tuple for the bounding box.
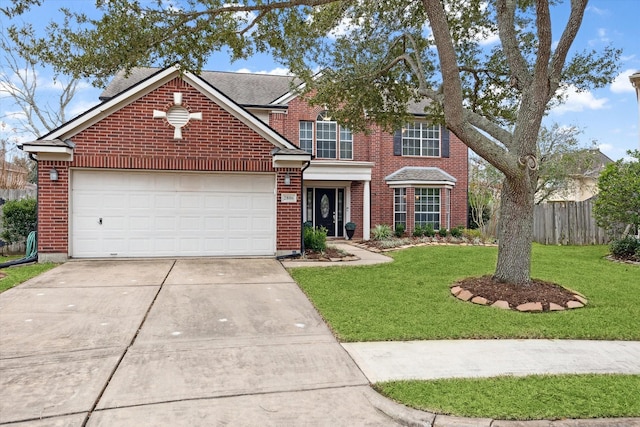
(43, 66, 182, 141)
(303, 161, 374, 181)
(21, 145, 73, 155)
(184, 73, 298, 151)
(387, 180, 456, 188)
(272, 154, 312, 168)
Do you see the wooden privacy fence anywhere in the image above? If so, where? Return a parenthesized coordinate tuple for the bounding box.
(533, 199, 609, 245)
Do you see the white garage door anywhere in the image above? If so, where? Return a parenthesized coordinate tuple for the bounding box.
(71, 170, 276, 258)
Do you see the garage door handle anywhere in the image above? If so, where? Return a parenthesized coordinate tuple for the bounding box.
(98, 218, 102, 225)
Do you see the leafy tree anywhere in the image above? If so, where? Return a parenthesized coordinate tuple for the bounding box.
(535, 123, 599, 204)
(3, 0, 620, 285)
(468, 155, 502, 237)
(593, 150, 640, 238)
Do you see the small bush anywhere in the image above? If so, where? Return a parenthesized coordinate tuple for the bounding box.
(371, 224, 393, 241)
(463, 228, 483, 240)
(424, 224, 436, 237)
(394, 223, 405, 238)
(438, 228, 448, 237)
(412, 224, 423, 237)
(1, 198, 37, 244)
(304, 226, 327, 252)
(609, 236, 640, 260)
(450, 226, 464, 238)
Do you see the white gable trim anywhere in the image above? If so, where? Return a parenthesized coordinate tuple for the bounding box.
(41, 65, 298, 151)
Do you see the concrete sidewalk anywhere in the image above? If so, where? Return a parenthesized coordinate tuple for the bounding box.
(343, 339, 640, 382)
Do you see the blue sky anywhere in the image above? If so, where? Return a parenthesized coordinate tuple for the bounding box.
(1, 0, 639, 161)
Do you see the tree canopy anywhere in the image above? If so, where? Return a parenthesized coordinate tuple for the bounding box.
(2, 0, 621, 284)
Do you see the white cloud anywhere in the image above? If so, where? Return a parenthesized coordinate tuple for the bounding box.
(587, 6, 609, 16)
(234, 67, 291, 76)
(552, 86, 609, 114)
(610, 69, 638, 94)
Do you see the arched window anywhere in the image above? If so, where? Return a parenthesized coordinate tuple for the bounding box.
(298, 111, 352, 159)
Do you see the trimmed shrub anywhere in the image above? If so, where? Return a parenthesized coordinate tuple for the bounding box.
(438, 227, 448, 237)
(450, 226, 464, 238)
(371, 224, 393, 241)
(412, 224, 424, 237)
(1, 197, 37, 244)
(609, 236, 640, 260)
(394, 223, 405, 238)
(424, 224, 436, 237)
(304, 226, 327, 252)
(462, 228, 483, 240)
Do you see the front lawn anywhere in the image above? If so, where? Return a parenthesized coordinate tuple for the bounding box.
(289, 244, 640, 342)
(0, 259, 58, 293)
(289, 244, 640, 420)
(376, 374, 640, 420)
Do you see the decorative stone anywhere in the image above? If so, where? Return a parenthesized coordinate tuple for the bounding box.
(471, 296, 489, 305)
(516, 302, 543, 312)
(457, 290, 474, 301)
(492, 300, 510, 310)
(450, 286, 462, 296)
(567, 300, 584, 309)
(549, 303, 565, 311)
(329, 258, 342, 262)
(572, 294, 588, 304)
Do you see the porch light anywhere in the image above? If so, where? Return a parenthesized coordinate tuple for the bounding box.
(284, 172, 291, 186)
(49, 168, 59, 181)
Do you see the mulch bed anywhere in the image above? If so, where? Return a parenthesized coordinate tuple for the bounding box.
(453, 275, 586, 312)
(303, 246, 352, 261)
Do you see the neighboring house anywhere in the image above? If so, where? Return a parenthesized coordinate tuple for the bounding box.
(544, 149, 613, 202)
(20, 65, 467, 262)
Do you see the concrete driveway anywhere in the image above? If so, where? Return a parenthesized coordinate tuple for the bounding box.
(0, 259, 417, 426)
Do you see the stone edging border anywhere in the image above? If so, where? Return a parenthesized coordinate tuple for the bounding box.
(450, 285, 588, 312)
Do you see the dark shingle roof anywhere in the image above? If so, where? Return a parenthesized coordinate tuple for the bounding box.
(100, 67, 431, 114)
(100, 68, 297, 106)
(385, 166, 457, 183)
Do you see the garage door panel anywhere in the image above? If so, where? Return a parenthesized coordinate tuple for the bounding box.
(71, 171, 276, 257)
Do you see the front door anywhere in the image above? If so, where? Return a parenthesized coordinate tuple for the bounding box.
(314, 188, 336, 236)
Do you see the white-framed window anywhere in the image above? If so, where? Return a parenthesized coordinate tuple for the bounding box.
(298, 111, 353, 159)
(394, 188, 406, 228)
(316, 112, 337, 159)
(299, 121, 314, 154)
(339, 126, 353, 160)
(415, 188, 440, 229)
(402, 122, 440, 157)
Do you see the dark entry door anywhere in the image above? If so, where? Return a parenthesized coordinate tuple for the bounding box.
(314, 188, 336, 236)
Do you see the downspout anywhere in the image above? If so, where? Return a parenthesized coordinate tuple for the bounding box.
(300, 159, 312, 254)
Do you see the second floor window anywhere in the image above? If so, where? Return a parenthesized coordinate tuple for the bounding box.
(298, 111, 353, 160)
(402, 123, 440, 157)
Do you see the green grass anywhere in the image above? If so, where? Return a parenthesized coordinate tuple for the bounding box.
(0, 258, 58, 293)
(290, 244, 640, 419)
(289, 244, 640, 342)
(375, 374, 640, 420)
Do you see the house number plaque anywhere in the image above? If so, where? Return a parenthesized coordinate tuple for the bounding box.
(281, 193, 297, 203)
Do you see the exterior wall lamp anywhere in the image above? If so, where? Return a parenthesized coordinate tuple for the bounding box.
(284, 172, 291, 186)
(49, 168, 59, 181)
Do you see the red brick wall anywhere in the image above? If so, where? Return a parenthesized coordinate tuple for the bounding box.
(273, 97, 468, 235)
(38, 77, 301, 255)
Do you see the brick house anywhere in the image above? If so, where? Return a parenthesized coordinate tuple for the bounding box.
(21, 66, 467, 262)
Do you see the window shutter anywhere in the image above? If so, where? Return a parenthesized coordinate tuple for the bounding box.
(393, 130, 402, 156)
(441, 126, 450, 158)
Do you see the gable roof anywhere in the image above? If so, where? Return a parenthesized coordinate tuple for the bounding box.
(102, 67, 432, 115)
(32, 65, 302, 153)
(100, 68, 297, 107)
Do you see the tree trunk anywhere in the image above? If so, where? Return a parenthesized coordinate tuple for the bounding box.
(494, 175, 534, 285)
